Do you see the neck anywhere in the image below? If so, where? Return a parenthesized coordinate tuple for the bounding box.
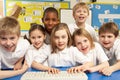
(76, 22, 85, 28)
(45, 29, 51, 35)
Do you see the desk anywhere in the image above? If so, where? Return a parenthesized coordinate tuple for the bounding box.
(3, 67, 120, 80)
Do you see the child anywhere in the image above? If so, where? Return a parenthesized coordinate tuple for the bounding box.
(42, 7, 59, 44)
(25, 23, 49, 67)
(68, 2, 98, 42)
(98, 22, 120, 76)
(72, 28, 109, 73)
(0, 16, 29, 78)
(31, 23, 93, 73)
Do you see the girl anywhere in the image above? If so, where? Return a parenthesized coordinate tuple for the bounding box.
(31, 23, 93, 73)
(72, 28, 109, 73)
(25, 23, 50, 67)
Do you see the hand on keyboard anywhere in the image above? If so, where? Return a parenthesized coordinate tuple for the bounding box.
(48, 68, 60, 74)
(67, 66, 83, 73)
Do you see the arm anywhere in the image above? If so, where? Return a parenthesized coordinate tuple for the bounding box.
(0, 61, 28, 79)
(14, 57, 24, 70)
(32, 61, 60, 74)
(101, 60, 120, 76)
(88, 61, 109, 72)
(67, 62, 93, 73)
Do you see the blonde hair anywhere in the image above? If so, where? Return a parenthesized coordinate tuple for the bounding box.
(50, 23, 72, 53)
(73, 28, 95, 49)
(0, 16, 20, 36)
(99, 22, 119, 37)
(73, 2, 89, 15)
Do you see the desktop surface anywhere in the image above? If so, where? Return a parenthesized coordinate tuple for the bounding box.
(3, 67, 120, 80)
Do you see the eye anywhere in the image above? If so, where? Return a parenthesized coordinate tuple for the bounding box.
(31, 36, 35, 39)
(100, 35, 105, 38)
(0, 37, 6, 40)
(38, 36, 42, 38)
(10, 37, 15, 40)
(108, 36, 112, 38)
(84, 39, 87, 42)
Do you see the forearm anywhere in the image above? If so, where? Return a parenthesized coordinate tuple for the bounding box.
(16, 57, 24, 64)
(110, 60, 120, 72)
(0, 70, 23, 79)
(93, 61, 109, 72)
(83, 62, 93, 68)
(31, 61, 51, 71)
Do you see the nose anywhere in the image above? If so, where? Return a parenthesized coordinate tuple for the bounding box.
(6, 39, 11, 46)
(58, 38, 62, 43)
(49, 20, 53, 25)
(35, 38, 39, 42)
(104, 37, 108, 41)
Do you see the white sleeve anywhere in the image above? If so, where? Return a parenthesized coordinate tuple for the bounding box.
(95, 43, 109, 63)
(25, 50, 35, 67)
(115, 41, 120, 60)
(73, 47, 91, 64)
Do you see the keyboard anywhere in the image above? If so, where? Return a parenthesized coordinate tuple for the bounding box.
(21, 71, 88, 80)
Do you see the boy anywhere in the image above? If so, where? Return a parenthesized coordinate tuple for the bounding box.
(42, 7, 59, 44)
(0, 16, 29, 79)
(68, 2, 98, 42)
(99, 22, 120, 76)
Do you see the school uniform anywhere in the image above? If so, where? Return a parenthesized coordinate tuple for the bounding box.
(25, 43, 50, 67)
(103, 39, 120, 66)
(68, 23, 98, 42)
(85, 42, 109, 65)
(0, 38, 30, 69)
(35, 46, 90, 67)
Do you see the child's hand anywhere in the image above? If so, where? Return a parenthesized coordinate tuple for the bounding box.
(67, 66, 82, 73)
(48, 68, 60, 74)
(84, 67, 96, 73)
(99, 67, 113, 76)
(18, 63, 28, 74)
(14, 62, 22, 70)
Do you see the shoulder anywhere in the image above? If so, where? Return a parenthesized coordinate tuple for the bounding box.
(17, 38, 30, 49)
(68, 23, 77, 28)
(85, 23, 95, 30)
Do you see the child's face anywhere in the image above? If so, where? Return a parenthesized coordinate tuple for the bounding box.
(99, 32, 116, 50)
(30, 29, 46, 49)
(0, 34, 19, 52)
(74, 35, 91, 54)
(54, 29, 68, 51)
(42, 12, 59, 33)
(73, 7, 88, 24)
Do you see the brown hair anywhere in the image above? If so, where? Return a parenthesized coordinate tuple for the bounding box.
(0, 16, 20, 36)
(50, 23, 72, 53)
(73, 28, 95, 49)
(98, 22, 119, 37)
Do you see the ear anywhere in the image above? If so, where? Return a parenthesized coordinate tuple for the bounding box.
(57, 19, 60, 23)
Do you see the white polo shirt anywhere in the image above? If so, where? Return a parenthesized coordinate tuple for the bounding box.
(103, 39, 120, 65)
(0, 38, 30, 69)
(35, 46, 90, 67)
(85, 42, 109, 65)
(25, 43, 51, 67)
